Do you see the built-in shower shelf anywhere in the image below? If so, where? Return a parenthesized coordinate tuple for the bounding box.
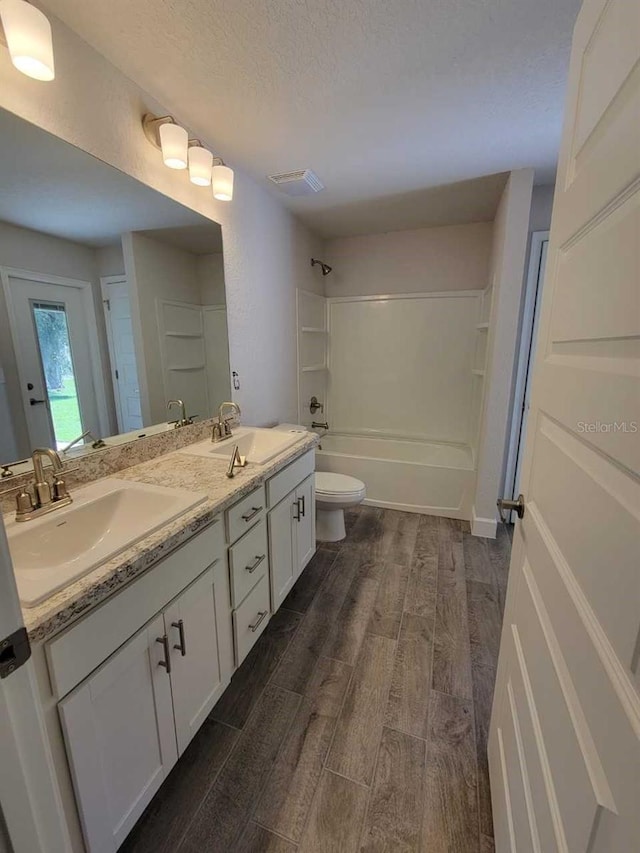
(301, 327, 327, 333)
(471, 368, 485, 377)
(301, 364, 327, 373)
(476, 322, 489, 331)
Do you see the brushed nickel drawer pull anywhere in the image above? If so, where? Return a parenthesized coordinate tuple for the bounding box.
(246, 554, 266, 574)
(156, 635, 171, 673)
(171, 619, 186, 656)
(249, 610, 268, 632)
(241, 506, 262, 522)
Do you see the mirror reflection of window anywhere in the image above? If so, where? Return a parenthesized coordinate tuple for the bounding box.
(0, 106, 231, 471)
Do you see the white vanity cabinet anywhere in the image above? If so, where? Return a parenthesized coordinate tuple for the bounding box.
(52, 521, 233, 853)
(266, 451, 316, 612)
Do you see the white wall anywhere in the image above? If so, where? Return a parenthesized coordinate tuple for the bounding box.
(0, 221, 117, 455)
(324, 222, 493, 297)
(95, 244, 125, 278)
(0, 9, 323, 428)
(472, 169, 534, 536)
(197, 253, 226, 305)
(123, 232, 203, 424)
(328, 293, 480, 444)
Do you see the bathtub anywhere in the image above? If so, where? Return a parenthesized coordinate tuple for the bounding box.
(315, 433, 475, 519)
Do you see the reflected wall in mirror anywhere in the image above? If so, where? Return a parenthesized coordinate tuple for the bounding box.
(0, 108, 231, 469)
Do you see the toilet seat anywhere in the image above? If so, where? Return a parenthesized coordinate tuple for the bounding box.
(315, 472, 366, 504)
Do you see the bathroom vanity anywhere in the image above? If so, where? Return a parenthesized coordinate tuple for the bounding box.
(7, 432, 316, 852)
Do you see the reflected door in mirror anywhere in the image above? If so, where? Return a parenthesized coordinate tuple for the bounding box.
(102, 278, 142, 433)
(8, 275, 101, 450)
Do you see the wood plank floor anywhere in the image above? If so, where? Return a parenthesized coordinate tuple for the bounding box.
(121, 507, 512, 853)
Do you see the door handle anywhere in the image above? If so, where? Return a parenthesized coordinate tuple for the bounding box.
(156, 635, 171, 673)
(293, 500, 301, 522)
(298, 495, 306, 518)
(241, 506, 262, 522)
(29, 397, 46, 406)
(249, 611, 268, 632)
(497, 494, 525, 522)
(171, 619, 186, 656)
(246, 554, 266, 574)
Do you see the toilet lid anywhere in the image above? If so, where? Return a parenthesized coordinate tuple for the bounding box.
(315, 472, 365, 495)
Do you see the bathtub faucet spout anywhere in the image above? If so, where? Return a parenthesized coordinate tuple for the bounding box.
(312, 421, 329, 430)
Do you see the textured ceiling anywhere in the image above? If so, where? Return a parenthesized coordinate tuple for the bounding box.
(44, 0, 581, 237)
(0, 108, 220, 249)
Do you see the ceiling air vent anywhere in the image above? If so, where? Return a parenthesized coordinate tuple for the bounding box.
(267, 169, 324, 196)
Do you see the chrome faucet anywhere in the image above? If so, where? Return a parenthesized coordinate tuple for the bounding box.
(212, 401, 241, 443)
(15, 448, 73, 522)
(168, 399, 195, 428)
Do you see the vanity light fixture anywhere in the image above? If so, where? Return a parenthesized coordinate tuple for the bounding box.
(188, 141, 213, 186)
(0, 0, 55, 81)
(212, 162, 234, 201)
(142, 113, 188, 169)
(142, 112, 234, 200)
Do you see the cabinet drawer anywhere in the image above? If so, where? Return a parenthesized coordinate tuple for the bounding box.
(47, 518, 225, 699)
(228, 519, 268, 607)
(233, 574, 270, 665)
(226, 484, 266, 544)
(266, 449, 315, 508)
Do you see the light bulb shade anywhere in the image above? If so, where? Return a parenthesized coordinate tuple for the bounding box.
(0, 0, 55, 81)
(212, 164, 234, 201)
(159, 122, 188, 169)
(188, 145, 213, 186)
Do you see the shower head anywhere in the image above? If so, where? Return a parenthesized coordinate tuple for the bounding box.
(311, 258, 332, 276)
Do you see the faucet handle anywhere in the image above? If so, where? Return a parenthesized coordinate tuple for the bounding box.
(16, 488, 34, 515)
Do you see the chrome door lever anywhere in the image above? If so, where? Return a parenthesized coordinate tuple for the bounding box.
(497, 494, 525, 522)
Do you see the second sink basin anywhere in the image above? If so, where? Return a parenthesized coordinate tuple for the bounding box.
(6, 478, 208, 607)
(178, 426, 306, 465)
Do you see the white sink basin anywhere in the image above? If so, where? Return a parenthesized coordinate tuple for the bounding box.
(6, 478, 208, 607)
(178, 426, 306, 465)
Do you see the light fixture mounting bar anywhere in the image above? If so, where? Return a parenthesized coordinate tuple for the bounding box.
(142, 113, 176, 149)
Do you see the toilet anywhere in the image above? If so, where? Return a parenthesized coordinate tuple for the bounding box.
(315, 472, 366, 542)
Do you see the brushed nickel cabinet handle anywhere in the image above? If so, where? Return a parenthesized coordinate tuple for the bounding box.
(171, 619, 186, 656)
(241, 506, 262, 522)
(246, 554, 266, 574)
(156, 635, 171, 673)
(249, 611, 268, 632)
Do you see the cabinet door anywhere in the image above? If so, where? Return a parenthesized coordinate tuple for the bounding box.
(165, 562, 233, 755)
(295, 474, 316, 576)
(268, 491, 296, 612)
(59, 615, 177, 853)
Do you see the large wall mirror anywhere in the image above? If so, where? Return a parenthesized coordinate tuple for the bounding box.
(0, 109, 231, 470)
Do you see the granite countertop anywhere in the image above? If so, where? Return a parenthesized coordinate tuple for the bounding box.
(14, 432, 318, 644)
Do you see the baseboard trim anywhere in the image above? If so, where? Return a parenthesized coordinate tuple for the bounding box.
(363, 497, 469, 520)
(471, 506, 497, 538)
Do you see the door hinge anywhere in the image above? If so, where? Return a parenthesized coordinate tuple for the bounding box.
(115, 369, 119, 380)
(0, 627, 31, 679)
(103, 298, 111, 311)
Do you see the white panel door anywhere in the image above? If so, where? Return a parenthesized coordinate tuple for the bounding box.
(164, 563, 233, 755)
(59, 614, 178, 852)
(295, 474, 316, 575)
(488, 0, 640, 851)
(102, 279, 142, 432)
(8, 276, 100, 449)
(268, 492, 296, 612)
